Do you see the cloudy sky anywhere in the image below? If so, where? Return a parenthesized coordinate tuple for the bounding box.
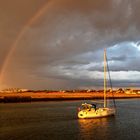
(0, 0, 140, 90)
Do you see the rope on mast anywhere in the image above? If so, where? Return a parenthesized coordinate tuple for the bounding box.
(106, 50, 117, 109)
(104, 49, 107, 108)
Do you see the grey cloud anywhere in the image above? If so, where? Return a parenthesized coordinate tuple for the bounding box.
(107, 43, 140, 71)
(108, 55, 127, 62)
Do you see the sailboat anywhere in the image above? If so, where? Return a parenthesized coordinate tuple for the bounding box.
(78, 49, 116, 119)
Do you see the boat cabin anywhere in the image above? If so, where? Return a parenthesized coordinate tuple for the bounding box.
(80, 103, 96, 111)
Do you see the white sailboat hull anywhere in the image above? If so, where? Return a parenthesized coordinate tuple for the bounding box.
(78, 107, 116, 119)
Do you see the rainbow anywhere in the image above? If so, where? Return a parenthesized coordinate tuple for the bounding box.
(0, 0, 53, 89)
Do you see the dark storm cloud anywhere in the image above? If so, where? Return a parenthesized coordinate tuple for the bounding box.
(1, 0, 140, 89)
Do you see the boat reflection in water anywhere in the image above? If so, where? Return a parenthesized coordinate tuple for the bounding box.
(78, 117, 114, 140)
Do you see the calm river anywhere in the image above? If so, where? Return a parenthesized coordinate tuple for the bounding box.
(0, 99, 140, 140)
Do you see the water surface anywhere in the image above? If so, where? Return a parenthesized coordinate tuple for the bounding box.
(0, 99, 140, 140)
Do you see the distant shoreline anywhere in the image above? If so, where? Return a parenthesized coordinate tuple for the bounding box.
(0, 92, 140, 103)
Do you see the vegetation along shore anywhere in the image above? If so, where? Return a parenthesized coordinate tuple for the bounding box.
(1, 88, 140, 103)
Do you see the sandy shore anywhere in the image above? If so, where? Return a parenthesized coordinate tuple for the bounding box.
(0, 92, 140, 103)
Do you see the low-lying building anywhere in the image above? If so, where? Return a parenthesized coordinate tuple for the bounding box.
(0, 88, 29, 93)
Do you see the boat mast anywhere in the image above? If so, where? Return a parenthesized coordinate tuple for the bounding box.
(104, 49, 107, 108)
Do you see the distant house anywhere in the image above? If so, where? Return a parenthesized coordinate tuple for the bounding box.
(116, 88, 124, 94)
(124, 89, 136, 94)
(137, 91, 140, 94)
(1, 88, 29, 93)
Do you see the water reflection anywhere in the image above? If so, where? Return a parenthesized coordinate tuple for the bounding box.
(78, 118, 112, 140)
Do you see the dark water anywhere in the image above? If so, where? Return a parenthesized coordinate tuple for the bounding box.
(0, 99, 140, 140)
